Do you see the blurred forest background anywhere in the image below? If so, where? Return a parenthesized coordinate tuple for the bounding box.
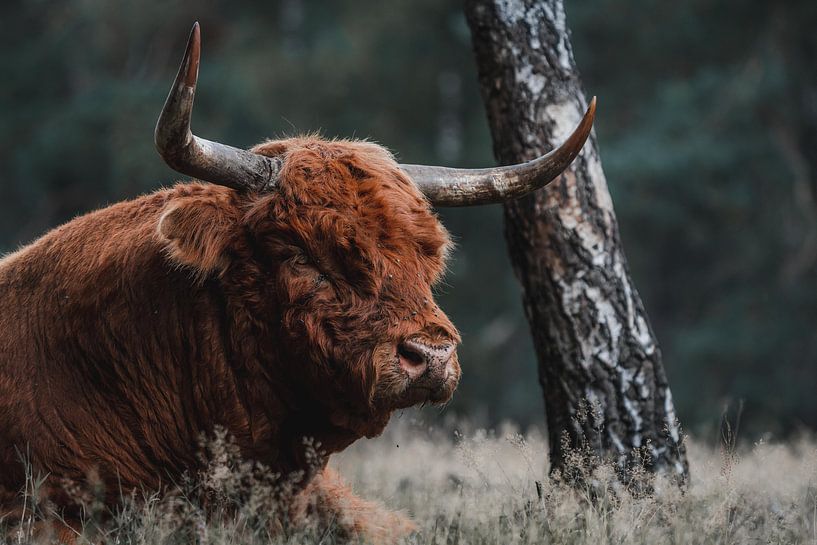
(2, 0, 816, 439)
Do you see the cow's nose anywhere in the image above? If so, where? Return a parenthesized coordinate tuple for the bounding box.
(398, 338, 455, 379)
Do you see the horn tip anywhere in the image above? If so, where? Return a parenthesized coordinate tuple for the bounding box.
(586, 96, 597, 123)
(183, 22, 201, 87)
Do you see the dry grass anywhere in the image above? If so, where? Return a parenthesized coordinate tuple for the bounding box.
(3, 417, 817, 544)
(337, 419, 817, 544)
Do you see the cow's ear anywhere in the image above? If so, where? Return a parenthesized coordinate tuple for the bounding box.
(158, 193, 239, 275)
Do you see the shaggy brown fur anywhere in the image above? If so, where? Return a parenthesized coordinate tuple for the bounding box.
(0, 136, 460, 542)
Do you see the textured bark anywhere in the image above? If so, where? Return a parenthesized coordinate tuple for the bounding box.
(465, 0, 688, 480)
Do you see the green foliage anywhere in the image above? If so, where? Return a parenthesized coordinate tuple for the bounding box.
(1, 0, 816, 435)
(571, 0, 817, 436)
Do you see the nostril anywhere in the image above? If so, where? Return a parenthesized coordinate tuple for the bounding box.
(398, 338, 457, 380)
(397, 342, 426, 367)
(398, 339, 434, 381)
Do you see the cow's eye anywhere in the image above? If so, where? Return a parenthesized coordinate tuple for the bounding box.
(291, 253, 309, 266)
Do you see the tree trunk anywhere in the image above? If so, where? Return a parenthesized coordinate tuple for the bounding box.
(464, 0, 689, 481)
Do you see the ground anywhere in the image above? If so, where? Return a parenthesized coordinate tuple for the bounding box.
(4, 416, 816, 544)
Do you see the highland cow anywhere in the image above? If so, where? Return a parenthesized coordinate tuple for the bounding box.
(0, 23, 595, 543)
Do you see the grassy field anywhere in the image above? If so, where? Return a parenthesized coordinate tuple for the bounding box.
(335, 420, 817, 544)
(5, 418, 817, 544)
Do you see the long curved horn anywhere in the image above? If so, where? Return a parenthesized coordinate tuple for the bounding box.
(155, 23, 281, 192)
(400, 97, 596, 206)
